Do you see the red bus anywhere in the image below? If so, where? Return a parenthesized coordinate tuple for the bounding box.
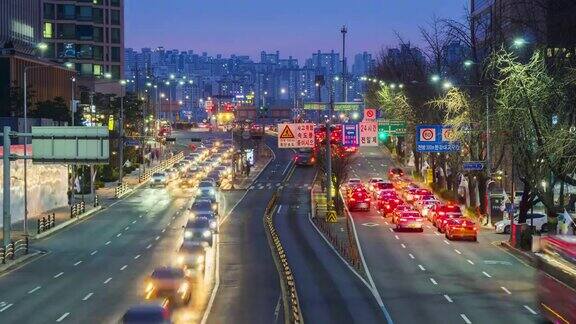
(536, 235, 576, 323)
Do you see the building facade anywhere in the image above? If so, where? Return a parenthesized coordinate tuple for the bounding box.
(0, 0, 42, 55)
(41, 0, 124, 83)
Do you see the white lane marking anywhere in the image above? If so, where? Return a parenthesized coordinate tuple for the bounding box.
(418, 264, 426, 271)
(501, 286, 512, 295)
(0, 303, 13, 312)
(103, 277, 112, 284)
(90, 250, 98, 256)
(394, 235, 400, 240)
(482, 271, 492, 278)
(443, 240, 451, 245)
(389, 228, 394, 233)
(277, 205, 283, 214)
(467, 259, 475, 265)
(82, 292, 93, 301)
(116, 233, 122, 237)
(523, 305, 538, 315)
(132, 220, 137, 224)
(426, 226, 432, 229)
(56, 312, 70, 322)
(73, 261, 82, 266)
(434, 232, 441, 236)
(400, 244, 406, 249)
(53, 272, 64, 278)
(105, 241, 111, 245)
(134, 254, 141, 260)
(155, 236, 160, 241)
(120, 265, 127, 271)
(124, 226, 129, 231)
(139, 215, 143, 218)
(28, 286, 41, 294)
(460, 314, 472, 324)
(409, 253, 415, 259)
(384, 221, 389, 225)
(444, 294, 453, 303)
(454, 249, 462, 254)
(161, 229, 166, 233)
(430, 278, 438, 285)
(146, 244, 152, 249)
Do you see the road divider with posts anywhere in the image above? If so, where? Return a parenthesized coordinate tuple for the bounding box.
(263, 189, 304, 324)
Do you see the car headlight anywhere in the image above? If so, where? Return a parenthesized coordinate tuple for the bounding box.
(146, 282, 155, 292)
(212, 204, 218, 211)
(197, 255, 205, 264)
(210, 221, 217, 229)
(189, 212, 196, 219)
(184, 231, 192, 238)
(202, 230, 212, 238)
(177, 256, 185, 265)
(178, 282, 189, 294)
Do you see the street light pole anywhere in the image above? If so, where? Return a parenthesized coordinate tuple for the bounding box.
(341, 25, 348, 102)
(70, 77, 76, 206)
(22, 68, 30, 237)
(118, 83, 125, 184)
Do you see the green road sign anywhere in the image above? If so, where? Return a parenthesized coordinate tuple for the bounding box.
(334, 102, 361, 111)
(377, 120, 406, 136)
(304, 102, 327, 110)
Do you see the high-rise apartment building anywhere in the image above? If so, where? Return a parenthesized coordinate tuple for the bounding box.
(41, 0, 124, 84)
(0, 0, 42, 55)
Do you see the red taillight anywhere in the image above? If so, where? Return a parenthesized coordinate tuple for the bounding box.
(365, 198, 371, 202)
(443, 220, 447, 224)
(439, 211, 445, 215)
(473, 227, 478, 231)
(350, 198, 356, 202)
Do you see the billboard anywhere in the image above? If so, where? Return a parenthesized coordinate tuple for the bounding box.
(32, 126, 110, 164)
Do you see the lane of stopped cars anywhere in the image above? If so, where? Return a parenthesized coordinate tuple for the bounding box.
(121, 139, 235, 323)
(345, 167, 477, 240)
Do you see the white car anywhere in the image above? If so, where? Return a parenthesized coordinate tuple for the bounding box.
(150, 172, 167, 187)
(367, 178, 385, 192)
(346, 178, 362, 187)
(494, 212, 549, 234)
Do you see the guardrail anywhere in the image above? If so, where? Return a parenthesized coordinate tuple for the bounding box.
(0, 237, 29, 264)
(138, 152, 185, 183)
(114, 183, 131, 199)
(263, 190, 304, 324)
(37, 213, 56, 234)
(71, 201, 86, 218)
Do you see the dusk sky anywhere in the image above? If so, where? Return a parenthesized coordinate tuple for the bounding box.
(126, 0, 468, 61)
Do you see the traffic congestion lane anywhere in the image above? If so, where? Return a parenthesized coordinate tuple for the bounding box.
(274, 165, 385, 323)
(206, 136, 292, 324)
(348, 146, 541, 323)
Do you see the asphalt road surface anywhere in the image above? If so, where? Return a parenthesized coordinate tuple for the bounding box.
(347, 147, 542, 324)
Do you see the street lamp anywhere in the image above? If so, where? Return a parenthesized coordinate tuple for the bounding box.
(169, 74, 175, 80)
(442, 81, 453, 90)
(118, 79, 127, 184)
(281, 88, 286, 94)
(463, 60, 474, 68)
(430, 74, 441, 83)
(513, 37, 527, 48)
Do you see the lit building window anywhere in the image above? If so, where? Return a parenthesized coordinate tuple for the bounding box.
(43, 22, 53, 38)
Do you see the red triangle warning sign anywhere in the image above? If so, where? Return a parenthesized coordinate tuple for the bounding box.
(280, 125, 295, 139)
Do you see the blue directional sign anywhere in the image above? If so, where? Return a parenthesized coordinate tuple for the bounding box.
(416, 124, 461, 152)
(463, 161, 485, 171)
(342, 123, 359, 147)
(124, 139, 141, 147)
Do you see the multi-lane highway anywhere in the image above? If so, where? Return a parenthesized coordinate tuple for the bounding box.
(347, 147, 542, 324)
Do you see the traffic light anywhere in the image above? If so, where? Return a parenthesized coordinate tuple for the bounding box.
(378, 124, 389, 143)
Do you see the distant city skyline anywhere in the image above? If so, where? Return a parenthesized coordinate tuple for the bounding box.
(125, 0, 467, 61)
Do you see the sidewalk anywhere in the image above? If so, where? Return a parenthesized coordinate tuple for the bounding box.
(221, 147, 274, 190)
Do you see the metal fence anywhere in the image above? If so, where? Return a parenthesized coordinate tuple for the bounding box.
(0, 237, 29, 264)
(37, 213, 56, 234)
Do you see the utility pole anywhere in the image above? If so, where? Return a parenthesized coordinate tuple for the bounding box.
(3, 127, 11, 246)
(22, 69, 29, 238)
(71, 77, 76, 206)
(341, 25, 348, 102)
(119, 93, 124, 184)
(485, 91, 492, 225)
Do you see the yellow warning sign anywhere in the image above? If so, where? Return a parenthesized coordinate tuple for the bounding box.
(326, 211, 337, 223)
(280, 125, 295, 139)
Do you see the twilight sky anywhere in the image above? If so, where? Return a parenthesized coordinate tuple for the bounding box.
(125, 0, 468, 61)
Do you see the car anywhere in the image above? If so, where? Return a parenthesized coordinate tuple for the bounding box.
(445, 218, 478, 241)
(367, 178, 385, 192)
(121, 303, 171, 324)
(195, 191, 219, 213)
(403, 187, 420, 203)
(494, 212, 549, 234)
(388, 168, 404, 179)
(176, 242, 207, 275)
(198, 180, 217, 197)
(372, 181, 395, 198)
(412, 189, 433, 203)
(294, 148, 316, 166)
(173, 161, 188, 175)
(347, 188, 371, 211)
(430, 203, 461, 224)
(150, 172, 168, 187)
(144, 267, 191, 305)
(165, 168, 179, 181)
(434, 205, 463, 232)
(346, 178, 362, 188)
(190, 198, 218, 215)
(421, 200, 440, 219)
(215, 165, 231, 177)
(391, 204, 414, 223)
(183, 217, 213, 246)
(377, 192, 402, 215)
(207, 171, 223, 186)
(395, 211, 424, 232)
(415, 198, 438, 213)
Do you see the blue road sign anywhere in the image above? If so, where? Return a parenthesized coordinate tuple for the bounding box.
(124, 139, 141, 146)
(463, 161, 485, 171)
(416, 124, 461, 152)
(342, 123, 359, 147)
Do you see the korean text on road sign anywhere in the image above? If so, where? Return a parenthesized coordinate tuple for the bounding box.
(277, 123, 315, 148)
(359, 121, 378, 146)
(342, 123, 360, 147)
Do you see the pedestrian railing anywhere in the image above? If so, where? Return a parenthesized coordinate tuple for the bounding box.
(71, 201, 86, 218)
(138, 152, 185, 183)
(114, 183, 130, 199)
(0, 237, 29, 264)
(37, 213, 56, 234)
